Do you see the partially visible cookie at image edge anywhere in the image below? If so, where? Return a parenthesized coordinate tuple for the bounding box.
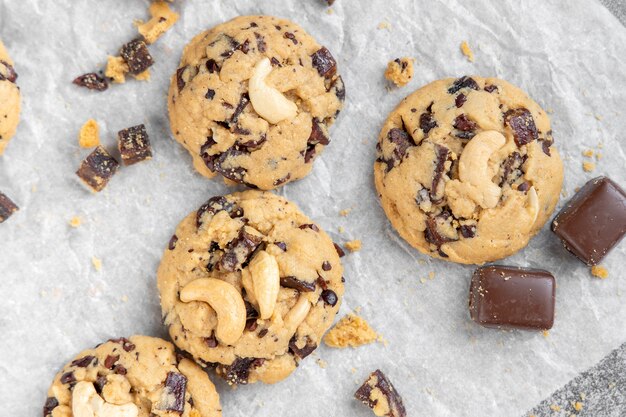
(0, 40, 21, 155)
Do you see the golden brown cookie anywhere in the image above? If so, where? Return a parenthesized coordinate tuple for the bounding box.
(374, 76, 563, 264)
(43, 335, 222, 417)
(157, 191, 344, 384)
(168, 15, 344, 190)
(0, 40, 21, 155)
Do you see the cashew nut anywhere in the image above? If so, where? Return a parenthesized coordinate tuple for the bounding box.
(458, 130, 506, 209)
(249, 57, 298, 124)
(247, 251, 280, 319)
(72, 381, 138, 417)
(527, 186, 539, 224)
(180, 278, 246, 345)
(283, 295, 311, 332)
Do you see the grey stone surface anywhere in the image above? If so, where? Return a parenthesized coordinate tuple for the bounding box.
(525, 343, 626, 416)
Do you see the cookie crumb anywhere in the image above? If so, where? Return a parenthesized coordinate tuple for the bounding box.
(121, 295, 129, 302)
(582, 161, 595, 172)
(339, 208, 352, 216)
(137, 1, 180, 44)
(573, 401, 583, 411)
(384, 57, 414, 87)
(377, 21, 391, 30)
(428, 271, 435, 280)
(324, 314, 378, 348)
(595, 114, 603, 121)
(542, 330, 549, 338)
(326, 8, 334, 15)
(420, 277, 427, 284)
(69, 216, 82, 228)
(338, 226, 345, 233)
(316, 359, 327, 369)
(345, 240, 362, 252)
(78, 119, 100, 148)
(105, 56, 129, 84)
(550, 404, 561, 412)
(92, 257, 102, 271)
(582, 149, 594, 158)
(132, 69, 151, 81)
(460, 40, 475, 62)
(591, 265, 609, 279)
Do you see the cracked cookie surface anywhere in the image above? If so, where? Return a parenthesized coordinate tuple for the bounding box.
(374, 76, 563, 264)
(43, 335, 222, 417)
(168, 15, 344, 190)
(0, 40, 21, 155)
(157, 190, 344, 384)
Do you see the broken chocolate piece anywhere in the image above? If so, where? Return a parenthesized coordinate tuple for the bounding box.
(280, 276, 316, 292)
(330, 75, 346, 101)
(459, 224, 476, 238)
(484, 84, 498, 93)
(289, 336, 317, 359)
(552, 177, 626, 265)
(117, 124, 152, 165)
(0, 192, 18, 223)
(311, 47, 337, 78)
(504, 108, 538, 146)
(196, 195, 244, 227)
(161, 372, 187, 413)
(219, 227, 263, 272)
(109, 337, 136, 352)
(283, 32, 298, 45)
(71, 355, 96, 368)
(104, 354, 119, 369)
(355, 369, 406, 417)
(299, 223, 320, 232)
(222, 357, 263, 385)
(321, 289, 338, 306)
(419, 105, 437, 135)
(76, 146, 120, 192)
(60, 371, 76, 385)
(254, 32, 267, 52)
(73, 73, 108, 91)
(205, 146, 248, 183)
(447, 76, 479, 94)
(308, 119, 330, 146)
(424, 211, 459, 248)
(455, 93, 467, 108)
(120, 39, 154, 74)
(453, 114, 477, 131)
(168, 235, 178, 250)
(334, 243, 346, 257)
(0, 60, 18, 83)
(381, 127, 414, 171)
(43, 397, 59, 417)
(429, 144, 450, 204)
(498, 152, 527, 187)
(230, 93, 250, 124)
(469, 265, 555, 330)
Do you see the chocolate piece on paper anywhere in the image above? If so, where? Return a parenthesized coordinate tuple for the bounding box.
(117, 124, 152, 165)
(0, 192, 18, 223)
(120, 39, 154, 74)
(76, 146, 120, 192)
(469, 265, 555, 330)
(355, 369, 406, 417)
(552, 176, 626, 265)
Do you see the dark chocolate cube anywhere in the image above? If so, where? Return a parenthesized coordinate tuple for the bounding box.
(117, 124, 152, 165)
(76, 146, 120, 192)
(0, 192, 18, 223)
(469, 265, 555, 331)
(120, 39, 154, 74)
(552, 176, 626, 265)
(354, 369, 406, 417)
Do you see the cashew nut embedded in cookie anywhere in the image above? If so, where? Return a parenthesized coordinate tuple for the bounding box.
(458, 130, 506, 209)
(180, 278, 246, 345)
(72, 381, 138, 417)
(283, 295, 312, 332)
(249, 57, 298, 124)
(247, 250, 280, 320)
(527, 186, 539, 224)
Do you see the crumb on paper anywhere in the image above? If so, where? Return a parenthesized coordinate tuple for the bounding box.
(326, 8, 334, 15)
(105, 56, 129, 84)
(460, 40, 475, 62)
(324, 314, 378, 348)
(582, 149, 594, 158)
(591, 265, 608, 279)
(573, 401, 583, 411)
(595, 152, 602, 160)
(595, 114, 603, 121)
(542, 330, 549, 338)
(420, 277, 427, 284)
(428, 271, 435, 280)
(136, 1, 180, 44)
(550, 404, 561, 412)
(345, 240, 362, 252)
(582, 161, 595, 172)
(339, 208, 352, 216)
(316, 359, 327, 369)
(31, 185, 37, 193)
(338, 226, 345, 233)
(132, 69, 151, 81)
(69, 216, 82, 228)
(546, 108, 554, 114)
(417, 259, 426, 265)
(377, 21, 391, 30)
(92, 256, 102, 271)
(580, 393, 586, 401)
(121, 295, 129, 302)
(79, 119, 100, 148)
(384, 57, 414, 87)
(350, 367, 357, 374)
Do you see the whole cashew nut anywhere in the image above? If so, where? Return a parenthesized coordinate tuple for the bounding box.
(72, 381, 138, 417)
(527, 186, 539, 224)
(247, 250, 280, 320)
(458, 130, 506, 209)
(180, 278, 246, 345)
(283, 295, 311, 332)
(249, 57, 298, 124)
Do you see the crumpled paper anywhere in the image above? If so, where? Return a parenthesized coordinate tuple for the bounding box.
(0, 0, 625, 415)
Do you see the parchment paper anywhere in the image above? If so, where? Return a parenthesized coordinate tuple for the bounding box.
(1, 0, 625, 415)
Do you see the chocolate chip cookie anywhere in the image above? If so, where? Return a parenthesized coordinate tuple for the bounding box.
(168, 15, 344, 190)
(157, 190, 344, 384)
(43, 335, 222, 417)
(0, 40, 21, 155)
(374, 76, 563, 264)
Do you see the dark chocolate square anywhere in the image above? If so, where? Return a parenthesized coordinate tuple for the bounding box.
(120, 39, 154, 74)
(0, 192, 18, 223)
(117, 124, 152, 165)
(355, 369, 406, 417)
(552, 176, 626, 265)
(76, 146, 120, 192)
(469, 265, 555, 331)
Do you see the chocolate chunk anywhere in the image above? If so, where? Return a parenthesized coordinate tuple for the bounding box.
(60, 371, 76, 385)
(73, 73, 108, 91)
(120, 39, 154, 74)
(275, 241, 287, 251)
(430, 144, 450, 204)
(168, 235, 178, 250)
(424, 211, 458, 248)
(161, 372, 187, 413)
(381, 127, 414, 171)
(454, 131, 475, 140)
(540, 138, 553, 156)
(299, 223, 320, 232)
(455, 93, 467, 108)
(453, 114, 477, 132)
(104, 354, 119, 369)
(206, 59, 220, 73)
(258, 328, 268, 338)
(321, 289, 338, 306)
(117, 124, 152, 165)
(504, 108, 538, 146)
(0, 60, 18, 83)
(76, 146, 120, 192)
(469, 265, 555, 330)
(43, 397, 58, 417)
(71, 355, 96, 368)
(109, 337, 136, 352)
(205, 89, 215, 100)
(498, 152, 527, 187)
(94, 375, 107, 393)
(273, 173, 291, 187)
(245, 318, 258, 332)
(222, 357, 263, 385)
(219, 227, 263, 272)
(230, 93, 250, 124)
(283, 32, 298, 45)
(447, 76, 479, 94)
(355, 369, 406, 417)
(459, 224, 476, 238)
(327, 0, 336, 4)
(334, 243, 346, 257)
(270, 57, 281, 67)
(517, 181, 530, 192)
(322, 261, 332, 271)
(0, 192, 18, 223)
(280, 276, 316, 292)
(552, 177, 626, 265)
(484, 84, 498, 93)
(254, 33, 267, 52)
(236, 39, 250, 54)
(311, 47, 337, 78)
(289, 336, 317, 359)
(308, 119, 330, 146)
(176, 66, 187, 91)
(419, 106, 437, 135)
(330, 75, 346, 102)
(114, 364, 127, 375)
(205, 333, 218, 348)
(207, 146, 248, 183)
(196, 196, 244, 227)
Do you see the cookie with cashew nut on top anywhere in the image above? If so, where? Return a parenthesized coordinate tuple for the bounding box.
(168, 15, 345, 190)
(0, 40, 21, 155)
(43, 335, 222, 417)
(374, 76, 563, 264)
(157, 190, 344, 384)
